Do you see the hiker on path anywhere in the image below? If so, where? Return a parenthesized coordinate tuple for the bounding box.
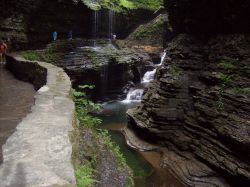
(0, 40, 7, 64)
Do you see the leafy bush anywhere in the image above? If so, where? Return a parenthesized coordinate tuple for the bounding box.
(72, 85, 102, 129)
(219, 73, 233, 85)
(134, 16, 165, 40)
(99, 130, 127, 169)
(73, 85, 132, 186)
(81, 0, 163, 12)
(76, 164, 98, 187)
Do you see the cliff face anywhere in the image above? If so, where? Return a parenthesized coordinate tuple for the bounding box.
(0, 0, 92, 49)
(127, 1, 250, 186)
(0, 0, 157, 50)
(165, 0, 250, 33)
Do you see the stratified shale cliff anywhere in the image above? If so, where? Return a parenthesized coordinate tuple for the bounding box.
(127, 1, 250, 186)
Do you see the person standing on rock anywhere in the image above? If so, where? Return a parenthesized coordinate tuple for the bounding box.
(52, 31, 58, 41)
(0, 40, 7, 64)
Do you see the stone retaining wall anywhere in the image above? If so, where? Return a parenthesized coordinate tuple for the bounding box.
(0, 56, 76, 187)
(6, 56, 47, 90)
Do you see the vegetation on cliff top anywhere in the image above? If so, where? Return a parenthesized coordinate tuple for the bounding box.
(128, 14, 166, 45)
(80, 0, 163, 12)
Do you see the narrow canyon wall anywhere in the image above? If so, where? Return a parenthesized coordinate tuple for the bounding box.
(128, 0, 250, 186)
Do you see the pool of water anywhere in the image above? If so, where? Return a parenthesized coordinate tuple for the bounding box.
(96, 101, 184, 187)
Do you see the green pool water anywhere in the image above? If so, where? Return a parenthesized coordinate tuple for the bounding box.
(97, 101, 153, 185)
(96, 101, 183, 187)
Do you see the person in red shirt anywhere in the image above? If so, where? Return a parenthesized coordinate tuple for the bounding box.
(0, 40, 7, 64)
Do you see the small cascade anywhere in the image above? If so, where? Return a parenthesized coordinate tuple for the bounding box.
(108, 10, 114, 40)
(122, 89, 144, 103)
(158, 50, 167, 66)
(142, 69, 156, 83)
(92, 10, 99, 46)
(141, 50, 167, 84)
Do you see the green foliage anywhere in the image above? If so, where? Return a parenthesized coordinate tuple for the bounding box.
(134, 16, 165, 40)
(73, 86, 102, 129)
(98, 130, 127, 169)
(20, 40, 77, 64)
(73, 85, 133, 186)
(20, 51, 43, 61)
(76, 164, 98, 187)
(81, 0, 163, 12)
(170, 65, 182, 76)
(218, 59, 236, 73)
(233, 87, 250, 96)
(219, 73, 233, 85)
(213, 97, 224, 111)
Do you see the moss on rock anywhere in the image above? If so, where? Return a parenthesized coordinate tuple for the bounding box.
(127, 14, 167, 45)
(81, 0, 163, 12)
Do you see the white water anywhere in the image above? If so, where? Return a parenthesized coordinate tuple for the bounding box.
(142, 69, 156, 83)
(109, 10, 114, 39)
(122, 89, 144, 103)
(141, 51, 167, 83)
(92, 11, 99, 46)
(158, 51, 167, 66)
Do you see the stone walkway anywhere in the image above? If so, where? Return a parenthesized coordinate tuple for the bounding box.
(0, 64, 35, 164)
(0, 59, 76, 187)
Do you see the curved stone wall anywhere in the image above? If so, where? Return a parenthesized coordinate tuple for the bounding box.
(0, 57, 76, 186)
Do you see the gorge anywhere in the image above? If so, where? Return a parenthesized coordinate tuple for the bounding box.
(0, 0, 250, 187)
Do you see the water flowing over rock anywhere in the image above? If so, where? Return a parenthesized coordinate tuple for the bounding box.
(142, 69, 156, 83)
(127, 34, 250, 186)
(123, 89, 144, 103)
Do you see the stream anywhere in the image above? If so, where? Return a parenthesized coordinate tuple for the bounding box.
(64, 37, 183, 186)
(91, 50, 183, 186)
(96, 100, 183, 187)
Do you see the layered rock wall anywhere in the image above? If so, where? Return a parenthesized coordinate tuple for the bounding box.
(128, 0, 250, 186)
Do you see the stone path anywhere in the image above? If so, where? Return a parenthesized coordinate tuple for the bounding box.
(0, 64, 35, 164)
(0, 59, 76, 187)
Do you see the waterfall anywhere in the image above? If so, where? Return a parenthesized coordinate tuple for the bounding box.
(122, 89, 144, 103)
(158, 50, 167, 66)
(141, 50, 167, 84)
(92, 10, 99, 46)
(142, 69, 156, 83)
(108, 10, 114, 40)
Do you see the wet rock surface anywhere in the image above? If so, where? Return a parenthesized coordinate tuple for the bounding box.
(57, 40, 152, 101)
(0, 65, 35, 164)
(128, 34, 250, 186)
